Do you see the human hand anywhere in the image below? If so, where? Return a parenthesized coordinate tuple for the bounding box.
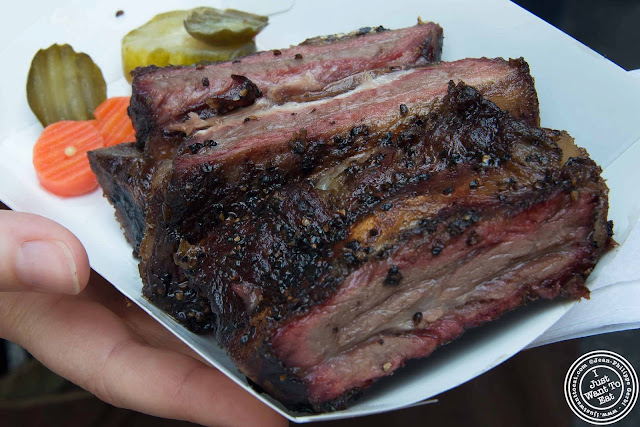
(0, 210, 286, 427)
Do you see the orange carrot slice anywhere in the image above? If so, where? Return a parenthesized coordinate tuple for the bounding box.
(33, 120, 104, 197)
(93, 96, 136, 147)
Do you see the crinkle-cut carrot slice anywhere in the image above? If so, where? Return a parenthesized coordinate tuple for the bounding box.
(33, 120, 104, 197)
(93, 96, 136, 146)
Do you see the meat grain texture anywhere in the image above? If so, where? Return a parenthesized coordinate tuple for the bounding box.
(90, 22, 445, 255)
(89, 23, 612, 413)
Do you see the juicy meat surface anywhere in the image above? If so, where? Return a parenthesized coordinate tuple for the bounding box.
(91, 57, 540, 255)
(130, 22, 444, 160)
(138, 82, 610, 411)
(177, 58, 539, 168)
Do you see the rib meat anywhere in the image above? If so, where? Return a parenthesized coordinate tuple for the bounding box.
(138, 82, 610, 411)
(90, 57, 540, 254)
(88, 143, 152, 254)
(130, 22, 444, 161)
(91, 23, 444, 253)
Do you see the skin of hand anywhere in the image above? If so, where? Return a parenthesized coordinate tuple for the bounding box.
(0, 210, 287, 427)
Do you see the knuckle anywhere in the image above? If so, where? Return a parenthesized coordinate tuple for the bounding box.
(89, 373, 120, 407)
(86, 338, 137, 409)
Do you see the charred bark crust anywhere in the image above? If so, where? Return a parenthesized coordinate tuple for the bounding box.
(138, 82, 610, 411)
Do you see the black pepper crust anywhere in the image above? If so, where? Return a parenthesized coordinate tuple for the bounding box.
(299, 25, 390, 46)
(88, 143, 150, 256)
(99, 24, 454, 260)
(139, 82, 610, 412)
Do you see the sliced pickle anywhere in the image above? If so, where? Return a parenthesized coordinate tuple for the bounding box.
(184, 7, 268, 45)
(122, 10, 257, 82)
(27, 44, 106, 127)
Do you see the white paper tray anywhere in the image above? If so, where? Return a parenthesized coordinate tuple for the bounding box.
(1, 0, 640, 422)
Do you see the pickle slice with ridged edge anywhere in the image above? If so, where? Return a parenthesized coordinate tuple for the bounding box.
(184, 7, 268, 46)
(27, 44, 106, 127)
(122, 9, 257, 82)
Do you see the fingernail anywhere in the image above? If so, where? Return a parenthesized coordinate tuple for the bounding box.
(15, 240, 80, 294)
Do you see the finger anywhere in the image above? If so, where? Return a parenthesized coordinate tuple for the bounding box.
(0, 292, 286, 427)
(0, 211, 90, 294)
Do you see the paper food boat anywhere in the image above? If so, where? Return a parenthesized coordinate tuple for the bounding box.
(1, 0, 639, 422)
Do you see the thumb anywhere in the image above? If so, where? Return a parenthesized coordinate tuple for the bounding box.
(0, 211, 90, 294)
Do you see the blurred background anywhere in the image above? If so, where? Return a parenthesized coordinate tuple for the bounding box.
(1, 0, 639, 426)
